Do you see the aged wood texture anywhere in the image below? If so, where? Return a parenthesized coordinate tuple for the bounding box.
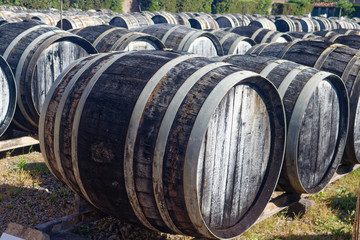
(31, 13, 60, 26)
(215, 14, 249, 28)
(39, 50, 286, 239)
(275, 18, 298, 32)
(137, 24, 224, 57)
(71, 25, 165, 53)
(0, 21, 97, 132)
(246, 41, 360, 165)
(56, 16, 104, 30)
(249, 18, 276, 31)
(287, 32, 320, 40)
(0, 54, 16, 137)
(328, 34, 360, 50)
(208, 29, 255, 55)
(227, 26, 292, 44)
(189, 15, 219, 30)
(152, 11, 190, 26)
(109, 13, 153, 29)
(218, 55, 348, 193)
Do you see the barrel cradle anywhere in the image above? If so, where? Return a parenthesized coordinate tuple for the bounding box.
(137, 24, 224, 57)
(0, 21, 97, 132)
(71, 25, 165, 52)
(0, 54, 16, 137)
(247, 40, 360, 165)
(217, 54, 349, 194)
(39, 50, 286, 239)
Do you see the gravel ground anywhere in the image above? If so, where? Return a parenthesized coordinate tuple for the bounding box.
(0, 150, 192, 240)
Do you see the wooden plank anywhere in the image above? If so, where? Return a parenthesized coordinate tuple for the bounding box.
(0, 136, 39, 153)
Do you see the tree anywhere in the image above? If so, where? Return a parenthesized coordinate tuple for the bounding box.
(257, 0, 272, 15)
(336, 0, 354, 17)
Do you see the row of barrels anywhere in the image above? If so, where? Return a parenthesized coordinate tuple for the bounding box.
(38, 46, 353, 239)
(0, 9, 359, 32)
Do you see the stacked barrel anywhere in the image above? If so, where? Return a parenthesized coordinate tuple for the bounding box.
(0, 6, 360, 240)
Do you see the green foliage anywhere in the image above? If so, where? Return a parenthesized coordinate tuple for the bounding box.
(353, 4, 360, 17)
(0, 0, 121, 11)
(336, 0, 354, 17)
(257, 0, 271, 15)
(272, 0, 313, 15)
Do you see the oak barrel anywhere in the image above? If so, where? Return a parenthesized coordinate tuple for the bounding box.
(189, 15, 219, 30)
(208, 29, 256, 55)
(247, 40, 360, 165)
(0, 54, 16, 137)
(109, 13, 153, 29)
(56, 16, 105, 30)
(137, 24, 224, 57)
(0, 21, 97, 132)
(152, 11, 190, 26)
(39, 50, 286, 239)
(217, 55, 349, 193)
(71, 25, 165, 52)
(227, 26, 293, 44)
(249, 17, 276, 31)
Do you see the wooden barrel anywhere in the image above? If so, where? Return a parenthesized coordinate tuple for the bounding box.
(208, 29, 256, 55)
(189, 15, 219, 30)
(39, 50, 286, 239)
(31, 13, 60, 26)
(215, 14, 248, 28)
(137, 24, 224, 57)
(327, 34, 360, 50)
(295, 17, 316, 32)
(57, 16, 105, 30)
(152, 11, 190, 26)
(287, 31, 319, 40)
(250, 18, 276, 31)
(247, 41, 360, 165)
(332, 29, 360, 35)
(0, 21, 97, 132)
(228, 26, 293, 44)
(0, 54, 16, 137)
(217, 55, 349, 193)
(313, 30, 337, 37)
(275, 17, 297, 32)
(71, 25, 165, 52)
(109, 13, 153, 29)
(314, 17, 332, 31)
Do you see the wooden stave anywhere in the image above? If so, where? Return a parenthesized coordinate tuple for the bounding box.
(39, 50, 286, 239)
(275, 18, 296, 32)
(109, 14, 140, 29)
(71, 25, 165, 52)
(0, 54, 16, 137)
(218, 54, 349, 193)
(246, 41, 360, 165)
(189, 16, 219, 30)
(137, 24, 224, 56)
(250, 18, 276, 31)
(327, 34, 360, 50)
(0, 21, 97, 132)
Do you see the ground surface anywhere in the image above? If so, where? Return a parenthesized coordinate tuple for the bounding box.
(0, 150, 358, 240)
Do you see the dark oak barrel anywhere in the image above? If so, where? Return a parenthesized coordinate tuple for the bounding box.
(189, 15, 219, 30)
(71, 25, 165, 52)
(109, 13, 153, 29)
(227, 26, 293, 44)
(136, 24, 224, 57)
(327, 34, 360, 50)
(208, 29, 256, 55)
(295, 17, 316, 32)
(215, 14, 249, 28)
(0, 21, 97, 132)
(246, 40, 360, 165)
(39, 50, 286, 239)
(217, 55, 349, 193)
(314, 17, 333, 31)
(287, 31, 319, 40)
(0, 54, 16, 137)
(332, 29, 360, 35)
(56, 16, 105, 30)
(151, 11, 190, 26)
(249, 17, 276, 31)
(275, 17, 297, 32)
(313, 30, 337, 37)
(31, 13, 60, 26)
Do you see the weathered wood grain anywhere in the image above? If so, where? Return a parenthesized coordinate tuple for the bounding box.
(218, 54, 348, 193)
(39, 50, 285, 239)
(228, 26, 292, 44)
(0, 21, 97, 132)
(137, 24, 224, 57)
